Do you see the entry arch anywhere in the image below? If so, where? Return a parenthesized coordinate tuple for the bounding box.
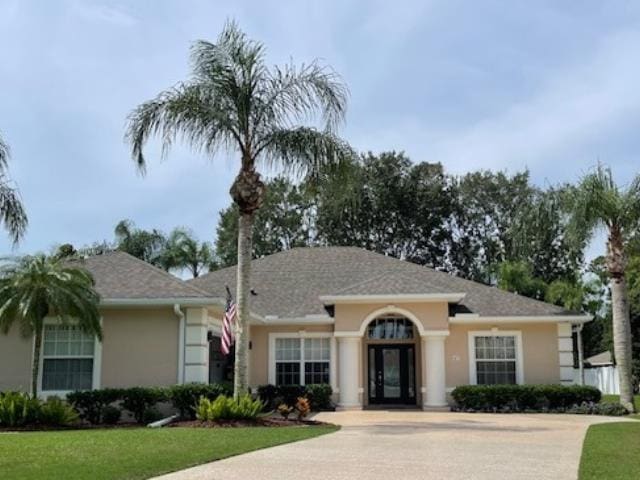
(359, 305, 426, 337)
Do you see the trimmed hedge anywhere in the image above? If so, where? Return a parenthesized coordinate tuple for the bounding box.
(66, 383, 232, 424)
(67, 388, 123, 424)
(257, 384, 333, 411)
(451, 384, 602, 412)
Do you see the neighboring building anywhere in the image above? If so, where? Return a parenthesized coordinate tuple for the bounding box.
(0, 247, 590, 409)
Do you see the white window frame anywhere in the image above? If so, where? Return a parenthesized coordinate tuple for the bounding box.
(36, 318, 102, 398)
(268, 332, 334, 386)
(468, 330, 524, 385)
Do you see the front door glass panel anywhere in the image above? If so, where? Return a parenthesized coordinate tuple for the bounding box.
(382, 348, 401, 398)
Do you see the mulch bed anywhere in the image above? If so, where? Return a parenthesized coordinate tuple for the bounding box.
(0, 422, 140, 432)
(171, 417, 328, 428)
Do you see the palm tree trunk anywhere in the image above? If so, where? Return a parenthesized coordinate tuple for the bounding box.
(31, 325, 43, 398)
(611, 274, 636, 412)
(233, 212, 253, 399)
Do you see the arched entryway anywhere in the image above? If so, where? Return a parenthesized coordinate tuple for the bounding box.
(364, 314, 420, 406)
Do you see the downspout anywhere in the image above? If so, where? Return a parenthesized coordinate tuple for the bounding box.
(174, 304, 185, 384)
(574, 324, 584, 386)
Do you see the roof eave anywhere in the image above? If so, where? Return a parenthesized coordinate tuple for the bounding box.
(448, 314, 593, 324)
(100, 297, 225, 308)
(319, 293, 467, 305)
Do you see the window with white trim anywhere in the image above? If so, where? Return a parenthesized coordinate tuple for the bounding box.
(275, 337, 330, 386)
(42, 324, 95, 391)
(473, 335, 518, 385)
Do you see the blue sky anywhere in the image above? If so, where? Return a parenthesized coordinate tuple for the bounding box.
(1, 0, 639, 259)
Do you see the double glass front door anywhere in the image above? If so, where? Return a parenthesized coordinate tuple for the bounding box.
(368, 344, 416, 405)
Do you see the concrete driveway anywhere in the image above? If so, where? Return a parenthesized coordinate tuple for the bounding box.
(154, 411, 627, 480)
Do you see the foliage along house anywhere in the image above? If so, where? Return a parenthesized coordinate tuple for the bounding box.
(0, 247, 590, 408)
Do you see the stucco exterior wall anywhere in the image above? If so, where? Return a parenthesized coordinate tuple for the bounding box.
(249, 324, 333, 387)
(334, 302, 449, 332)
(445, 323, 561, 388)
(0, 324, 33, 391)
(100, 307, 180, 388)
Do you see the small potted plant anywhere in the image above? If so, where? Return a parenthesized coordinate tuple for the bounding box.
(295, 397, 310, 420)
(277, 403, 294, 420)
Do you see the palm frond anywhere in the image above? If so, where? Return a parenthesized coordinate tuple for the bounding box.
(125, 83, 239, 173)
(0, 133, 9, 171)
(0, 176, 27, 244)
(259, 127, 356, 179)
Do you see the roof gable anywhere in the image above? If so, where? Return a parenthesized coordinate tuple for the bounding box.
(190, 247, 576, 318)
(69, 251, 214, 301)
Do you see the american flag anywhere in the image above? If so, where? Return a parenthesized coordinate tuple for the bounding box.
(221, 287, 236, 356)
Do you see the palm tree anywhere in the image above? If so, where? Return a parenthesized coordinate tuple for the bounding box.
(569, 165, 640, 412)
(114, 219, 167, 267)
(0, 132, 28, 243)
(163, 228, 213, 278)
(0, 255, 102, 396)
(125, 21, 352, 397)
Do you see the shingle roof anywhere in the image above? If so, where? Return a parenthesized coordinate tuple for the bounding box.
(189, 247, 577, 318)
(70, 251, 214, 300)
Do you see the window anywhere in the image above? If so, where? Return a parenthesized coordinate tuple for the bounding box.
(469, 332, 522, 385)
(42, 324, 95, 392)
(367, 316, 414, 340)
(274, 336, 330, 386)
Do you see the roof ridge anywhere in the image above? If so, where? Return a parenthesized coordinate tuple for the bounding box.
(110, 251, 214, 298)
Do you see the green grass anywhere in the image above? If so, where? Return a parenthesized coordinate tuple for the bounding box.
(0, 425, 338, 480)
(579, 422, 640, 480)
(600, 394, 640, 419)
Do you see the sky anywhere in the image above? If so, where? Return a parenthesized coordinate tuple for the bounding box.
(1, 0, 639, 259)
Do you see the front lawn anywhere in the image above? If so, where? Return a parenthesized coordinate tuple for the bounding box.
(579, 422, 640, 480)
(601, 394, 640, 419)
(0, 425, 338, 480)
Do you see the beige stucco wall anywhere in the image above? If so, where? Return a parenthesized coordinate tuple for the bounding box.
(0, 324, 33, 391)
(334, 302, 449, 332)
(249, 324, 333, 387)
(445, 323, 560, 388)
(100, 307, 180, 388)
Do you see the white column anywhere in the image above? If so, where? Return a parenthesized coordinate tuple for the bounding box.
(184, 307, 209, 383)
(558, 323, 574, 385)
(423, 334, 448, 408)
(337, 336, 361, 409)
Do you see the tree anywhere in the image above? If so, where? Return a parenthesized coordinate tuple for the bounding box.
(0, 132, 28, 243)
(114, 219, 167, 268)
(163, 228, 214, 277)
(567, 165, 640, 412)
(495, 261, 547, 300)
(215, 177, 311, 267)
(0, 255, 102, 396)
(315, 152, 455, 268)
(125, 21, 351, 397)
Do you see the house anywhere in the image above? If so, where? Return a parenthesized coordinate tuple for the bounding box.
(0, 247, 590, 409)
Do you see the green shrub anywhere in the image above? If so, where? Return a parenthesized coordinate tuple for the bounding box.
(195, 395, 263, 421)
(305, 384, 333, 411)
(257, 385, 278, 410)
(67, 389, 122, 424)
(168, 383, 233, 420)
(100, 405, 121, 425)
(121, 387, 167, 424)
(277, 385, 306, 407)
(142, 407, 164, 424)
(39, 397, 79, 427)
(451, 384, 602, 412)
(0, 392, 40, 427)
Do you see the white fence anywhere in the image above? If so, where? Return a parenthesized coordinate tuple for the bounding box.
(574, 366, 620, 395)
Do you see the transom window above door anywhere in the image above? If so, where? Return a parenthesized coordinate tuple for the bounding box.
(367, 315, 414, 340)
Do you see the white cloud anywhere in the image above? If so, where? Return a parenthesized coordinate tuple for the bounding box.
(427, 29, 640, 176)
(70, 1, 137, 27)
